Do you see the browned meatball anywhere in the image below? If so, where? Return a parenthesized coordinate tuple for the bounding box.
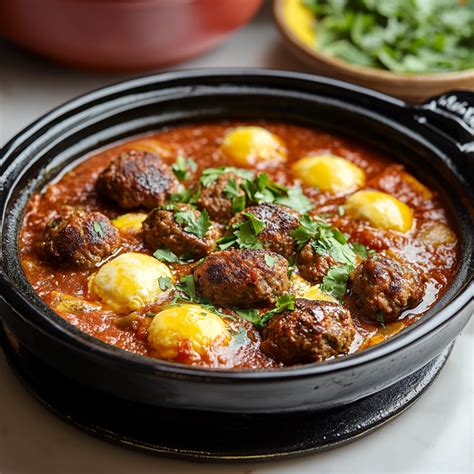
(261, 298, 355, 365)
(297, 241, 337, 284)
(142, 204, 221, 259)
(97, 150, 180, 209)
(197, 172, 244, 224)
(350, 254, 425, 323)
(229, 203, 300, 259)
(194, 249, 289, 308)
(43, 209, 120, 269)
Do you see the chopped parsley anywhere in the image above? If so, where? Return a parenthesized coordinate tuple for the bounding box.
(158, 276, 173, 291)
(153, 248, 180, 263)
(171, 155, 197, 181)
(224, 177, 247, 213)
(235, 308, 262, 326)
(174, 208, 211, 239)
(145, 311, 156, 318)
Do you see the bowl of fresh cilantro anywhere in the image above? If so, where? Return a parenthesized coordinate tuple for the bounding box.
(273, 0, 474, 101)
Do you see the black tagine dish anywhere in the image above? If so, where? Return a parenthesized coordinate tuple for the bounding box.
(0, 70, 473, 420)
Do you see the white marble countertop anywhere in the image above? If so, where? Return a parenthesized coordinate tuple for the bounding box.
(0, 4, 472, 473)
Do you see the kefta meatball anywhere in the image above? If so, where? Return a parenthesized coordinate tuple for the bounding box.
(350, 254, 425, 323)
(97, 150, 180, 209)
(229, 203, 300, 259)
(194, 249, 288, 308)
(197, 172, 245, 224)
(142, 204, 221, 259)
(261, 298, 355, 364)
(43, 209, 120, 269)
(297, 241, 337, 284)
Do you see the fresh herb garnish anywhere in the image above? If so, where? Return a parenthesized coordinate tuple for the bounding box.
(169, 187, 201, 205)
(235, 308, 262, 326)
(158, 276, 173, 291)
(153, 248, 180, 263)
(174, 208, 211, 239)
(260, 294, 296, 326)
(200, 167, 252, 187)
(321, 265, 352, 302)
(230, 327, 249, 348)
(171, 155, 197, 181)
(264, 254, 276, 268)
(176, 274, 197, 301)
(218, 212, 265, 250)
(234, 295, 296, 328)
(93, 221, 106, 238)
(303, 0, 474, 74)
(145, 311, 156, 318)
(375, 311, 386, 328)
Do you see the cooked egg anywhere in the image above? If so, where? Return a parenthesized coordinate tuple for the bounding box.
(148, 303, 230, 360)
(345, 190, 413, 233)
(221, 126, 286, 165)
(418, 222, 456, 246)
(292, 154, 365, 193)
(112, 213, 147, 234)
(289, 273, 311, 297)
(88, 252, 173, 313)
(303, 285, 338, 303)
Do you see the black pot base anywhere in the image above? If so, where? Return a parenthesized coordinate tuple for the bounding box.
(0, 326, 453, 463)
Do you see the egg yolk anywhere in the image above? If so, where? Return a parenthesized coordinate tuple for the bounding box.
(88, 252, 173, 313)
(292, 154, 365, 193)
(221, 126, 286, 165)
(112, 213, 147, 234)
(148, 304, 230, 360)
(345, 190, 414, 233)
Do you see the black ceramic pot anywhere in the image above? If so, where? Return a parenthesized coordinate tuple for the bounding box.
(0, 70, 473, 414)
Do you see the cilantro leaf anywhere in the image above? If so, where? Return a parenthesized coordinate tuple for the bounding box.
(172, 155, 197, 181)
(93, 221, 106, 239)
(275, 187, 313, 213)
(264, 254, 276, 268)
(158, 276, 173, 291)
(200, 167, 252, 187)
(169, 187, 201, 205)
(235, 308, 262, 326)
(375, 311, 386, 328)
(153, 248, 180, 263)
(321, 265, 352, 302)
(174, 209, 211, 239)
(260, 294, 296, 326)
(176, 274, 196, 301)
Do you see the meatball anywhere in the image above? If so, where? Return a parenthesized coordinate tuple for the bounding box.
(194, 249, 289, 308)
(142, 204, 221, 259)
(197, 172, 244, 224)
(229, 203, 300, 259)
(350, 254, 425, 323)
(97, 150, 180, 209)
(261, 298, 355, 365)
(297, 241, 337, 284)
(43, 209, 120, 269)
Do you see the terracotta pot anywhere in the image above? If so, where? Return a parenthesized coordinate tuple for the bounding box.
(0, 0, 263, 72)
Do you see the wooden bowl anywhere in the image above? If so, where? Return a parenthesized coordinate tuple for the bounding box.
(273, 0, 474, 102)
(0, 0, 263, 72)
